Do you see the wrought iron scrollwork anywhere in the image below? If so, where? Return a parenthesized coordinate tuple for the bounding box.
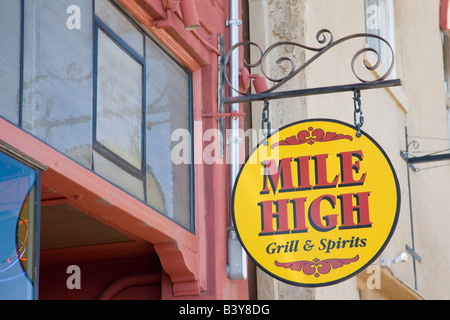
(223, 29, 395, 96)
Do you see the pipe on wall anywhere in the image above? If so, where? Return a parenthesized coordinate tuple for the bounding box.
(226, 0, 247, 280)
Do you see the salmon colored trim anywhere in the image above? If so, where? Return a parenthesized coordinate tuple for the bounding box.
(442, 0, 450, 30)
(0, 117, 199, 295)
(191, 70, 207, 293)
(117, 0, 216, 69)
(119, 0, 226, 295)
(155, 242, 199, 296)
(118, 0, 250, 300)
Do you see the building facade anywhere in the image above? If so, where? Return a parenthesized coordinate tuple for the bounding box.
(246, 0, 450, 300)
(1, 0, 449, 301)
(0, 0, 248, 300)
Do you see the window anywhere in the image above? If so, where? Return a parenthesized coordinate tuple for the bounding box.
(0, 0, 194, 232)
(93, 0, 193, 230)
(22, 0, 94, 168)
(365, 0, 397, 78)
(442, 31, 450, 142)
(145, 38, 193, 230)
(443, 32, 450, 98)
(94, 24, 145, 179)
(0, 152, 40, 300)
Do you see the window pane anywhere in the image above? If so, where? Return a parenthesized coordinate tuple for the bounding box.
(0, 0, 21, 124)
(444, 32, 450, 97)
(95, 0, 144, 58)
(96, 28, 143, 171)
(0, 153, 38, 300)
(22, 0, 93, 168)
(93, 151, 145, 201)
(145, 37, 192, 230)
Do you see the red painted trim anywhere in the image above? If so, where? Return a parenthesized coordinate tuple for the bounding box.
(117, 0, 225, 69)
(0, 118, 199, 290)
(191, 70, 208, 293)
(155, 242, 200, 296)
(442, 0, 450, 30)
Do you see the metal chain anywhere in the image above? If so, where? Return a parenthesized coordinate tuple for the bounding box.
(353, 89, 364, 138)
(262, 100, 271, 145)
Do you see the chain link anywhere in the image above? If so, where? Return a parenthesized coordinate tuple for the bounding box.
(353, 90, 364, 138)
(262, 93, 364, 143)
(261, 100, 271, 145)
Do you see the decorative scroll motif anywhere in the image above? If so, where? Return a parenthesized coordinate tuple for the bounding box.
(271, 126, 353, 149)
(274, 255, 359, 278)
(223, 29, 395, 95)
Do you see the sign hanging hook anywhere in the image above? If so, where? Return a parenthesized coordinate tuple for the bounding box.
(353, 89, 364, 138)
(261, 99, 271, 145)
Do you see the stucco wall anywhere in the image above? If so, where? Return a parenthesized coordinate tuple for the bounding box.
(248, 0, 449, 300)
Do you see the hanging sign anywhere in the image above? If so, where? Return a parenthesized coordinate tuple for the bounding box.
(232, 119, 400, 287)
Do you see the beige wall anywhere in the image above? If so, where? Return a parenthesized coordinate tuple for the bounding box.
(247, 0, 449, 300)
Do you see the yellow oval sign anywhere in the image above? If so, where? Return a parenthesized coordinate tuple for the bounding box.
(232, 119, 400, 287)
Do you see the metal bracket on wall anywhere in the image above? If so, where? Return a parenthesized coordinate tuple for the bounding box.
(401, 149, 450, 171)
(217, 30, 402, 155)
(202, 111, 245, 120)
(400, 131, 450, 173)
(220, 29, 401, 101)
(400, 127, 436, 290)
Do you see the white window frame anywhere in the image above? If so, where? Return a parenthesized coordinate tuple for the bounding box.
(365, 0, 397, 79)
(441, 31, 450, 142)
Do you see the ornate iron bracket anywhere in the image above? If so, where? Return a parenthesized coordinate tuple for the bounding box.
(214, 30, 402, 157)
(219, 29, 401, 104)
(401, 139, 450, 173)
(219, 29, 401, 105)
